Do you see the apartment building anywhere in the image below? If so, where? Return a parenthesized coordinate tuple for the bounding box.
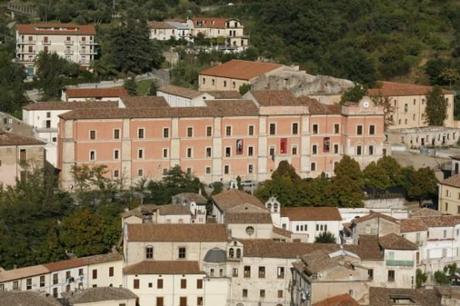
(149, 20, 192, 42)
(0, 253, 123, 298)
(62, 87, 128, 103)
(0, 132, 45, 186)
(439, 174, 460, 215)
(16, 23, 96, 75)
(22, 101, 118, 167)
(387, 126, 460, 148)
(57, 91, 384, 189)
(367, 81, 455, 129)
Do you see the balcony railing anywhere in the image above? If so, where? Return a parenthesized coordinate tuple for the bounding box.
(64, 40, 74, 45)
(386, 260, 414, 267)
(17, 40, 36, 44)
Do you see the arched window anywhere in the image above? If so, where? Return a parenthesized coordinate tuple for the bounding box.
(236, 248, 241, 258)
(267, 203, 272, 210)
(229, 248, 234, 258)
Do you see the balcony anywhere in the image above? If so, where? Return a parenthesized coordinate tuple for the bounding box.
(386, 260, 414, 267)
(17, 40, 36, 45)
(64, 40, 74, 45)
(79, 40, 97, 45)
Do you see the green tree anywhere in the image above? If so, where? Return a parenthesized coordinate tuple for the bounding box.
(425, 86, 448, 126)
(340, 84, 367, 104)
(404, 167, 438, 204)
(334, 156, 363, 188)
(314, 231, 336, 243)
(416, 269, 427, 288)
(148, 80, 159, 96)
(124, 77, 137, 96)
(0, 51, 27, 116)
(376, 156, 404, 188)
(440, 67, 460, 88)
(434, 270, 450, 285)
(363, 161, 391, 191)
(239, 83, 252, 95)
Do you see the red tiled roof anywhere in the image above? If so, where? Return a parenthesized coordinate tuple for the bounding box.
(440, 173, 460, 188)
(379, 233, 417, 250)
(16, 23, 96, 35)
(158, 85, 203, 99)
(400, 218, 428, 233)
(240, 239, 339, 258)
(43, 253, 122, 272)
(200, 60, 283, 80)
(418, 215, 460, 228)
(281, 207, 342, 221)
(123, 261, 203, 275)
(23, 101, 118, 111)
(313, 294, 359, 306)
(299, 97, 342, 114)
(127, 224, 228, 242)
(353, 212, 399, 225)
(192, 17, 228, 29)
(65, 87, 128, 98)
(345, 235, 383, 261)
(0, 132, 44, 146)
(368, 81, 453, 97)
(121, 96, 169, 108)
(212, 189, 266, 212)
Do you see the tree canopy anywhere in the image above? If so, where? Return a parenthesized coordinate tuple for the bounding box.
(424, 86, 448, 126)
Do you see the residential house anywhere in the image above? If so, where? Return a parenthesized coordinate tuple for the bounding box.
(16, 23, 96, 75)
(368, 287, 441, 306)
(61, 87, 128, 103)
(438, 174, 460, 215)
(171, 193, 208, 224)
(347, 212, 401, 243)
(367, 81, 455, 129)
(148, 20, 192, 42)
(0, 112, 34, 137)
(121, 204, 193, 225)
(0, 132, 45, 186)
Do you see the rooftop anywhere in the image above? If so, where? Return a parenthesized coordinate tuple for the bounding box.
(440, 173, 460, 188)
(157, 204, 190, 215)
(172, 192, 208, 205)
(0, 291, 61, 306)
(67, 287, 137, 304)
(280, 207, 342, 221)
(250, 90, 305, 106)
(0, 132, 44, 147)
(191, 17, 229, 29)
(126, 223, 228, 242)
(123, 260, 203, 275)
(43, 252, 122, 272)
(299, 96, 342, 114)
(368, 81, 453, 97)
(203, 90, 241, 99)
(379, 233, 418, 250)
(400, 218, 428, 233)
(158, 85, 203, 99)
(23, 101, 118, 111)
(240, 239, 338, 258)
(353, 212, 399, 225)
(120, 96, 169, 108)
(212, 189, 265, 212)
(200, 59, 283, 80)
(65, 87, 128, 98)
(369, 287, 441, 306)
(16, 22, 96, 35)
(312, 294, 359, 306)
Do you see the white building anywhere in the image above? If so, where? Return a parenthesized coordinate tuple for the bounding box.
(62, 87, 128, 103)
(22, 101, 118, 166)
(16, 22, 96, 76)
(157, 85, 213, 107)
(148, 20, 193, 42)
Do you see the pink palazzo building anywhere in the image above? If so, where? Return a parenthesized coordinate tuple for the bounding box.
(57, 91, 385, 189)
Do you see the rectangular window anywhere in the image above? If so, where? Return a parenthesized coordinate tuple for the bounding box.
(187, 127, 193, 137)
(79, 269, 83, 276)
(260, 290, 265, 298)
(244, 266, 251, 278)
(89, 150, 96, 161)
(277, 267, 285, 279)
(146, 246, 154, 259)
(92, 269, 97, 280)
(311, 162, 316, 171)
(369, 125, 375, 135)
(163, 148, 168, 158)
(20, 149, 27, 162)
(225, 147, 231, 157)
(114, 150, 119, 160)
(334, 124, 340, 134)
(369, 145, 374, 155)
(138, 149, 144, 159)
(157, 279, 163, 289)
(278, 290, 283, 298)
(89, 130, 96, 140)
(292, 146, 297, 155)
(312, 145, 317, 155)
(178, 247, 186, 259)
(232, 268, 238, 277)
(280, 138, 288, 154)
(138, 128, 145, 139)
(109, 266, 114, 277)
(161, 128, 169, 138)
(248, 125, 254, 136)
(26, 278, 32, 290)
(13, 281, 19, 290)
(53, 273, 58, 284)
(226, 126, 232, 136)
(138, 169, 144, 177)
(323, 137, 330, 153)
(40, 275, 45, 287)
(180, 279, 187, 289)
(114, 129, 120, 139)
(248, 164, 254, 174)
(187, 148, 192, 158)
(258, 266, 265, 278)
(205, 167, 211, 174)
(156, 297, 164, 306)
(357, 125, 363, 135)
(206, 126, 212, 137)
(388, 270, 395, 282)
(242, 289, 248, 298)
(206, 147, 212, 158)
(292, 122, 299, 135)
(180, 297, 187, 306)
(357, 146, 362, 156)
(313, 124, 319, 134)
(248, 146, 254, 157)
(334, 144, 339, 154)
(224, 165, 230, 174)
(197, 297, 203, 306)
(269, 123, 276, 135)
(197, 279, 203, 289)
(133, 279, 139, 289)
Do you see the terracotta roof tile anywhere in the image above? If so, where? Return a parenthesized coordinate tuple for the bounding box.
(123, 261, 203, 275)
(251, 90, 304, 106)
(127, 224, 228, 242)
(224, 211, 272, 224)
(23, 101, 118, 111)
(65, 87, 128, 98)
(400, 218, 428, 233)
(353, 212, 399, 225)
(440, 173, 460, 188)
(368, 81, 453, 97)
(378, 233, 417, 250)
(158, 85, 203, 99)
(192, 17, 228, 29)
(0, 291, 61, 306)
(344, 235, 383, 261)
(298, 97, 342, 114)
(241, 239, 338, 258)
(410, 208, 443, 218)
(16, 23, 96, 35)
(212, 189, 265, 212)
(200, 60, 283, 80)
(313, 294, 359, 306)
(272, 226, 292, 238)
(43, 252, 122, 272)
(281, 207, 342, 221)
(204, 91, 241, 99)
(418, 215, 460, 227)
(121, 96, 169, 108)
(369, 287, 441, 306)
(0, 264, 49, 283)
(148, 21, 176, 29)
(158, 204, 190, 215)
(0, 132, 44, 146)
(67, 287, 138, 304)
